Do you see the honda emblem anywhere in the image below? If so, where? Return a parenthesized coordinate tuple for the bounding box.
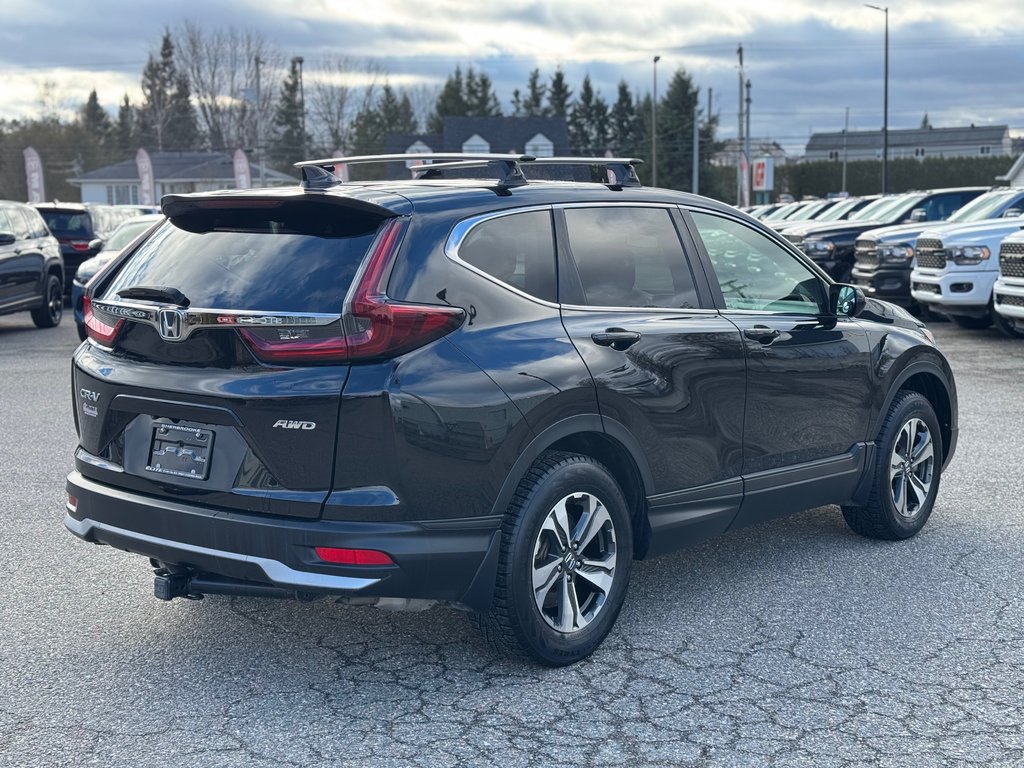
(158, 308, 186, 341)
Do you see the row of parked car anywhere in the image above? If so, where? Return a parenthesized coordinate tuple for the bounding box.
(748, 186, 1024, 338)
(0, 201, 158, 334)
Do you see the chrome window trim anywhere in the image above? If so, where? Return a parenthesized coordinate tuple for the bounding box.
(90, 298, 340, 342)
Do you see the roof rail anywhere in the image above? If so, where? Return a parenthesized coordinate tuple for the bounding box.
(293, 153, 644, 189)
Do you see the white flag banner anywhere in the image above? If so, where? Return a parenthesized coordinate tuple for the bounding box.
(233, 149, 251, 189)
(136, 148, 156, 206)
(23, 147, 45, 203)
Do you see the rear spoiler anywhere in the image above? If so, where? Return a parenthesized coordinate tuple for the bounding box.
(161, 189, 406, 221)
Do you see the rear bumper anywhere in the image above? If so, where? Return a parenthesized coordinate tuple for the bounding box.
(65, 471, 501, 609)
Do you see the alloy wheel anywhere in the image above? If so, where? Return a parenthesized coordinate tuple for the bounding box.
(889, 417, 934, 518)
(531, 492, 617, 633)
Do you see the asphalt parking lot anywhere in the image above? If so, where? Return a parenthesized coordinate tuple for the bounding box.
(1, 312, 1022, 768)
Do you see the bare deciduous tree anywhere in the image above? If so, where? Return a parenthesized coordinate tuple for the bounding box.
(307, 56, 385, 155)
(176, 20, 281, 152)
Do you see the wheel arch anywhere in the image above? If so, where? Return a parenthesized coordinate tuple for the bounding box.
(876, 359, 956, 469)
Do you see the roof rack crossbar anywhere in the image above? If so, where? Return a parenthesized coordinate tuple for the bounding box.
(295, 153, 535, 169)
(413, 159, 529, 187)
(526, 156, 644, 187)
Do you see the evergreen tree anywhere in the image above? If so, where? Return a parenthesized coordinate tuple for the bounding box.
(510, 88, 525, 117)
(568, 75, 608, 156)
(546, 68, 572, 117)
(655, 69, 716, 194)
(138, 31, 198, 151)
(609, 81, 638, 156)
(270, 58, 309, 167)
(80, 90, 114, 147)
(523, 69, 546, 117)
(428, 66, 467, 133)
(428, 66, 501, 132)
(115, 95, 137, 154)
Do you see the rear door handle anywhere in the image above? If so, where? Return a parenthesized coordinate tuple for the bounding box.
(591, 328, 641, 350)
(743, 325, 781, 344)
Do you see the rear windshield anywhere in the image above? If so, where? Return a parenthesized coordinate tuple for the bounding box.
(38, 209, 93, 238)
(100, 202, 384, 314)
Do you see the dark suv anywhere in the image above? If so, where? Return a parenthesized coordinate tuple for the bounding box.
(0, 200, 64, 328)
(65, 154, 958, 665)
(33, 203, 143, 295)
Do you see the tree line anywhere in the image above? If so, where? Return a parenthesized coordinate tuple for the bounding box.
(0, 21, 727, 200)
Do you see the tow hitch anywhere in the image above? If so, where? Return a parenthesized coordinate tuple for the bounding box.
(152, 566, 315, 601)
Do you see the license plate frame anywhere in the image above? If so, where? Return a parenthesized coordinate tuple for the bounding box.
(146, 423, 214, 480)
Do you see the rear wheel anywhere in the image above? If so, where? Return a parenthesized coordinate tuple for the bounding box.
(842, 391, 942, 540)
(30, 274, 63, 328)
(472, 451, 633, 666)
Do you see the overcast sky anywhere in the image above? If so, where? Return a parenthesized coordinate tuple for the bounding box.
(0, 0, 1020, 155)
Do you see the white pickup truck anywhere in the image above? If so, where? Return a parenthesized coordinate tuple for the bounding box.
(994, 229, 1024, 334)
(910, 217, 1024, 338)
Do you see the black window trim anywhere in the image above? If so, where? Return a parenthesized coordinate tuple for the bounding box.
(679, 205, 835, 314)
(445, 204, 561, 308)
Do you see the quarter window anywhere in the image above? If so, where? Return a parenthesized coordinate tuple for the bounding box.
(689, 211, 826, 314)
(458, 210, 557, 302)
(562, 207, 699, 309)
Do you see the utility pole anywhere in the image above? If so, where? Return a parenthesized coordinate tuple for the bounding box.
(842, 106, 850, 193)
(652, 55, 660, 187)
(692, 100, 700, 195)
(865, 4, 889, 194)
(737, 44, 744, 206)
(745, 79, 752, 205)
(255, 55, 265, 186)
(292, 56, 306, 160)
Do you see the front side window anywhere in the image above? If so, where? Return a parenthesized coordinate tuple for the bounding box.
(689, 211, 826, 315)
(562, 207, 699, 309)
(457, 210, 557, 303)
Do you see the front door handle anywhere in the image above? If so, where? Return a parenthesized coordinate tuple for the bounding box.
(591, 328, 641, 350)
(743, 325, 781, 344)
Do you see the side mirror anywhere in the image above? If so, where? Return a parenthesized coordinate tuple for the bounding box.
(0, 232, 15, 246)
(909, 208, 928, 223)
(1002, 208, 1022, 219)
(830, 283, 866, 318)
(89, 238, 104, 251)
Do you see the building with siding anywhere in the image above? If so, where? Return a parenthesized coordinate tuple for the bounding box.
(805, 125, 1011, 162)
(385, 116, 570, 161)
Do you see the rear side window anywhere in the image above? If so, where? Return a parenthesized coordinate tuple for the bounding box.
(562, 206, 699, 309)
(8, 208, 33, 240)
(101, 202, 383, 314)
(0, 208, 13, 235)
(458, 210, 557, 302)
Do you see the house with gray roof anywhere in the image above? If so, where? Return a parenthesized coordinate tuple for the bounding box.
(68, 151, 294, 205)
(805, 125, 1011, 162)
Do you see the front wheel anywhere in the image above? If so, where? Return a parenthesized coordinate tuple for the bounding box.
(842, 391, 942, 540)
(30, 274, 63, 328)
(472, 451, 633, 666)
(991, 308, 1024, 339)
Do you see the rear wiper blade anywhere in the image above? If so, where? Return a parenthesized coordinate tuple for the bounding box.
(116, 285, 191, 307)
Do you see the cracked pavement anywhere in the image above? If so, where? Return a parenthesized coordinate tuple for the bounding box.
(1, 314, 1022, 767)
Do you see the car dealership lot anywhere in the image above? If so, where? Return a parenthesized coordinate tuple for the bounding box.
(1, 314, 1022, 767)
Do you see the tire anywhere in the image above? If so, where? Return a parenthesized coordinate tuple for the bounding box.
(949, 313, 991, 330)
(842, 391, 942, 540)
(472, 450, 633, 666)
(30, 274, 63, 328)
(991, 308, 1024, 339)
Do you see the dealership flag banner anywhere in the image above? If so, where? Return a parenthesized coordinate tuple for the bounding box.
(136, 149, 156, 206)
(23, 147, 45, 203)
(233, 149, 251, 189)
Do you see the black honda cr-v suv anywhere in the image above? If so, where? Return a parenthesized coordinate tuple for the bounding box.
(65, 154, 958, 665)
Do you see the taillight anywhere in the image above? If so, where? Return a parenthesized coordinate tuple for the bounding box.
(70, 240, 91, 251)
(83, 294, 123, 345)
(238, 218, 464, 366)
(341, 218, 465, 361)
(315, 547, 394, 566)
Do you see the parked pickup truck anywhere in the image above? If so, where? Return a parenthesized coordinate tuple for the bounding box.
(910, 217, 1024, 338)
(853, 188, 1024, 310)
(993, 229, 1024, 335)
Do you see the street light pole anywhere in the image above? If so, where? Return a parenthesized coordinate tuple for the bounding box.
(292, 56, 306, 160)
(652, 55, 660, 187)
(865, 5, 889, 194)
